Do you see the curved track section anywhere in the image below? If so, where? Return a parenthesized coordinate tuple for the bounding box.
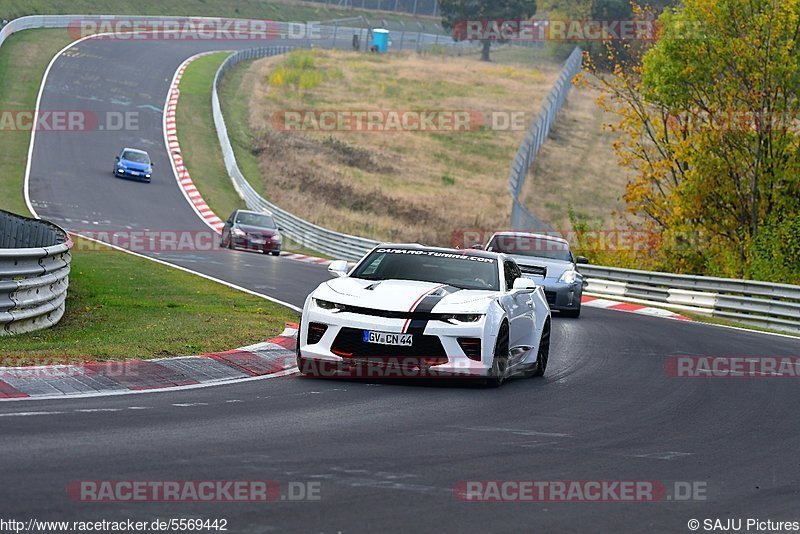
(26, 37, 330, 308)
(7, 34, 800, 532)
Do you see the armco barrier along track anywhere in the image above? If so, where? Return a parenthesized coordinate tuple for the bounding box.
(580, 264, 800, 335)
(0, 210, 72, 335)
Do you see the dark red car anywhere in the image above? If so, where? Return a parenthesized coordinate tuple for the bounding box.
(221, 209, 282, 256)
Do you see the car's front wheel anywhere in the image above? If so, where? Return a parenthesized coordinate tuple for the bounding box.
(485, 322, 509, 388)
(531, 321, 550, 377)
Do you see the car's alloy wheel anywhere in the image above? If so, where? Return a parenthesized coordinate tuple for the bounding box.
(532, 323, 550, 377)
(486, 323, 509, 387)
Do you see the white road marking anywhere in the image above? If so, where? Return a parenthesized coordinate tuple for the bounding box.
(634, 451, 694, 460)
(0, 411, 64, 417)
(74, 408, 122, 413)
(172, 402, 209, 407)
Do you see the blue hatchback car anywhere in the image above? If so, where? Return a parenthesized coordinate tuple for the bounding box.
(114, 148, 153, 182)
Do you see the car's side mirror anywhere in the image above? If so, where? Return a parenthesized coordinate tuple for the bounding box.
(512, 278, 536, 292)
(576, 256, 589, 265)
(471, 244, 483, 250)
(150, 162, 154, 167)
(328, 260, 349, 278)
(115, 156, 120, 161)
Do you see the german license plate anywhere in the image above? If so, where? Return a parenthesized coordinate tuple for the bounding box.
(250, 237, 266, 244)
(363, 330, 413, 346)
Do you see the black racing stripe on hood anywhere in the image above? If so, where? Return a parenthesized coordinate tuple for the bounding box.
(406, 286, 461, 335)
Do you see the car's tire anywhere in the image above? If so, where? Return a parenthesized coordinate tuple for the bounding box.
(531, 321, 550, 377)
(485, 322, 509, 388)
(561, 306, 581, 318)
(271, 251, 281, 257)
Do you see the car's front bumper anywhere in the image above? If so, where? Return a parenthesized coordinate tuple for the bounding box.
(115, 167, 151, 182)
(230, 236, 281, 253)
(299, 304, 494, 379)
(541, 280, 582, 311)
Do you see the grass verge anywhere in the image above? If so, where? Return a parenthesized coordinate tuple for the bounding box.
(0, 239, 298, 364)
(176, 52, 245, 219)
(0, 30, 73, 215)
(0, 32, 296, 362)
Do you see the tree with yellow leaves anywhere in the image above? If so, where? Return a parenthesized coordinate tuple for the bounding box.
(588, 0, 800, 282)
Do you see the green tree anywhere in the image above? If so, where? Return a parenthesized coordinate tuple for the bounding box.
(590, 0, 800, 282)
(440, 0, 537, 61)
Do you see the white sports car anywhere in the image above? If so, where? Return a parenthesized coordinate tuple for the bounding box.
(297, 244, 552, 386)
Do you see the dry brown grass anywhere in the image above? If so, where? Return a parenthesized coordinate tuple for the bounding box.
(237, 49, 561, 245)
(519, 82, 637, 231)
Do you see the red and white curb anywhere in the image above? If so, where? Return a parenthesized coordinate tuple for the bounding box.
(165, 53, 226, 234)
(280, 253, 334, 265)
(165, 55, 335, 267)
(581, 296, 691, 321)
(0, 324, 299, 401)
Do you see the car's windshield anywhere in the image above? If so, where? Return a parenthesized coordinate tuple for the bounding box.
(488, 235, 573, 262)
(122, 151, 150, 164)
(235, 212, 277, 228)
(351, 248, 500, 291)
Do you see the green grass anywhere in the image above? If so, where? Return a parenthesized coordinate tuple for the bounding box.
(0, 30, 74, 214)
(177, 52, 246, 219)
(0, 239, 298, 364)
(218, 59, 270, 200)
(1, 0, 444, 30)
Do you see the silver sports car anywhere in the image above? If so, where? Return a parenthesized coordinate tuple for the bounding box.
(485, 232, 588, 318)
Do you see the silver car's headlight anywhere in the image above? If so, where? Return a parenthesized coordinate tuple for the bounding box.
(558, 270, 579, 284)
(439, 314, 484, 324)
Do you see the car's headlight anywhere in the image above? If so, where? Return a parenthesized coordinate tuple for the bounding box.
(559, 270, 579, 284)
(232, 228, 245, 237)
(314, 298, 346, 312)
(271, 234, 282, 242)
(439, 313, 484, 324)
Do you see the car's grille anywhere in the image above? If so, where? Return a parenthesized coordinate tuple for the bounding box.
(519, 264, 547, 277)
(331, 327, 447, 364)
(545, 291, 557, 305)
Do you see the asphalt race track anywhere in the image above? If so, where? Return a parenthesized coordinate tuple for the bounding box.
(26, 37, 332, 308)
(3, 34, 800, 533)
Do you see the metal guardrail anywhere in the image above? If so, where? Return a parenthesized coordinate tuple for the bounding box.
(578, 264, 800, 335)
(509, 46, 582, 231)
(211, 46, 381, 261)
(0, 210, 72, 335)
